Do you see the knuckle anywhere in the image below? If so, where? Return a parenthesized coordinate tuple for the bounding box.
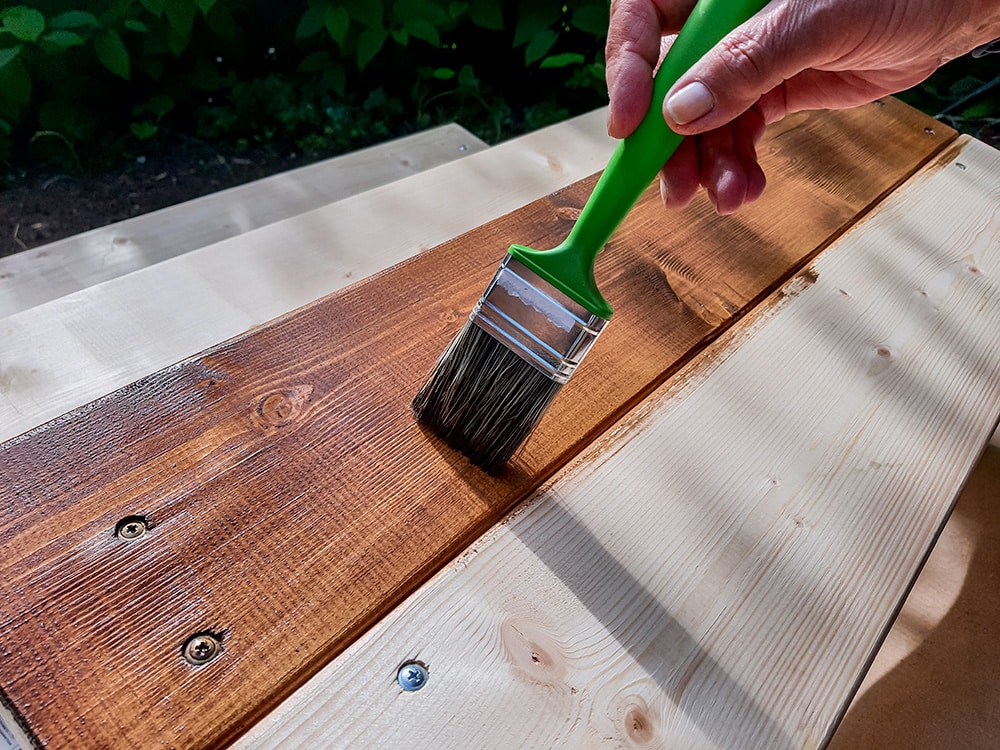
(717, 31, 769, 86)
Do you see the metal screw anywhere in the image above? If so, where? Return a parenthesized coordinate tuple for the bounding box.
(183, 633, 221, 666)
(925, 127, 936, 136)
(116, 516, 148, 540)
(396, 661, 428, 692)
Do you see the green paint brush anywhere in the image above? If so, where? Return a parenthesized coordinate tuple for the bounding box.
(413, 0, 766, 473)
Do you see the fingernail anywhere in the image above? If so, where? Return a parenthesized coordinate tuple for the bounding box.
(666, 82, 714, 125)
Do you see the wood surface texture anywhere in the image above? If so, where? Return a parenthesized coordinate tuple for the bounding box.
(235, 136, 1000, 750)
(0, 109, 616, 446)
(0, 123, 488, 319)
(0, 100, 955, 748)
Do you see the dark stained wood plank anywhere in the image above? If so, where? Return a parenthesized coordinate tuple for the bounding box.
(0, 99, 954, 749)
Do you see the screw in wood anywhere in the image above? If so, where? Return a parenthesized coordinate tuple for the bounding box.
(115, 515, 149, 540)
(183, 634, 222, 666)
(396, 661, 428, 692)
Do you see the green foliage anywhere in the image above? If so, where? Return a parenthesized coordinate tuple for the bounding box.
(0, 0, 611, 171)
(0, 1, 994, 177)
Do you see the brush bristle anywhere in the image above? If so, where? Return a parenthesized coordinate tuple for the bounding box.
(412, 320, 562, 474)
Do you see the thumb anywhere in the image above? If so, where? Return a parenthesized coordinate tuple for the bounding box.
(662, 6, 824, 132)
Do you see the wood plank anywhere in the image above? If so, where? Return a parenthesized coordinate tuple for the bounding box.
(0, 100, 953, 748)
(0, 108, 616, 445)
(234, 135, 1000, 750)
(0, 124, 488, 318)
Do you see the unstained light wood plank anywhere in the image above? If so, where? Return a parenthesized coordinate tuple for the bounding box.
(235, 136, 1000, 750)
(0, 101, 953, 748)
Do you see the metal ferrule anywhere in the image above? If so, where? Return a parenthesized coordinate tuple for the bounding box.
(470, 256, 609, 384)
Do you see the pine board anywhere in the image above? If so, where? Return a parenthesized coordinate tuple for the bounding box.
(0, 100, 954, 748)
(236, 136, 1000, 750)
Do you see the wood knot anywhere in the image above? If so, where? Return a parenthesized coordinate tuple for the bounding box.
(251, 385, 314, 430)
(623, 697, 658, 745)
(500, 618, 567, 685)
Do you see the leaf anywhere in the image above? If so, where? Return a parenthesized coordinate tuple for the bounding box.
(0, 45, 21, 70)
(469, 0, 502, 30)
(962, 100, 995, 119)
(140, 0, 166, 17)
(448, 2, 469, 20)
(356, 25, 388, 70)
(94, 29, 130, 79)
(49, 11, 100, 30)
(540, 52, 584, 69)
(456, 63, 477, 91)
(0, 58, 31, 110)
(322, 62, 346, 96)
(570, 3, 609, 36)
(296, 4, 325, 38)
(391, 28, 408, 46)
(124, 19, 150, 33)
(131, 121, 158, 139)
(206, 4, 237, 39)
(298, 50, 332, 72)
(524, 29, 558, 65)
(194, 0, 217, 15)
(433, 67, 456, 80)
(348, 0, 383, 28)
(39, 30, 85, 52)
(166, 26, 187, 55)
(324, 6, 350, 46)
(513, 1, 561, 47)
(2, 6, 46, 43)
(165, 0, 197, 47)
(394, 0, 448, 26)
(145, 94, 175, 117)
(404, 19, 440, 46)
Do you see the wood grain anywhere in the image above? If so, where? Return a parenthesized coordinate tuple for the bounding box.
(235, 136, 1000, 750)
(0, 100, 953, 748)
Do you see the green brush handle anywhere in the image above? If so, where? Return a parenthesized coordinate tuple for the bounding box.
(510, 0, 767, 319)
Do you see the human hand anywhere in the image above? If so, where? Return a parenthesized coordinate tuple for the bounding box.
(606, 0, 1000, 213)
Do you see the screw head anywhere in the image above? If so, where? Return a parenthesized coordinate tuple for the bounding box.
(116, 516, 148, 540)
(396, 661, 428, 692)
(183, 634, 221, 666)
